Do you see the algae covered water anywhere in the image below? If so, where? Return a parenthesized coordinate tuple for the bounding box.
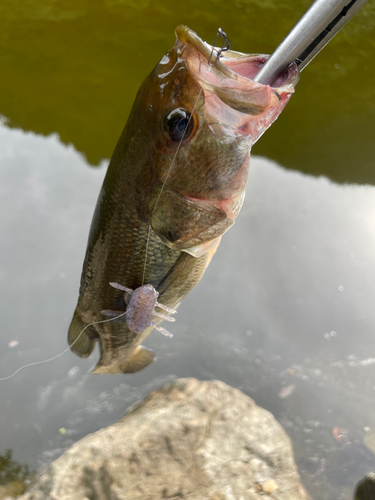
(0, 1, 375, 499)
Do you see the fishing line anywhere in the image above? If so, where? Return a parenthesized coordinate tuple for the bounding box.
(1, 29, 231, 381)
(141, 88, 203, 286)
(141, 28, 230, 286)
(0, 311, 128, 381)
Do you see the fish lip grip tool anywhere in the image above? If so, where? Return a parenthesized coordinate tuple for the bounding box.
(253, 0, 368, 86)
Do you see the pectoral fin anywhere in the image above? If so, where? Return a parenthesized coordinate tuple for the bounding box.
(67, 309, 96, 358)
(151, 189, 230, 251)
(119, 345, 155, 373)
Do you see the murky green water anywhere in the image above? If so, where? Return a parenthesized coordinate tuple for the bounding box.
(1, 1, 375, 499)
(1, 0, 374, 182)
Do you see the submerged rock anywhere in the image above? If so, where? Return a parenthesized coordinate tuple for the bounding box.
(354, 473, 375, 500)
(19, 378, 310, 500)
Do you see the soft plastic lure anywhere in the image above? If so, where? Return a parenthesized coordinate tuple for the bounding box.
(101, 283, 177, 338)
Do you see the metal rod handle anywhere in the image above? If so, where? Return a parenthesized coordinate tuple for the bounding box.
(253, 0, 368, 86)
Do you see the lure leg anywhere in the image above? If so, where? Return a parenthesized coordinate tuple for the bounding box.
(101, 309, 127, 317)
(153, 311, 175, 322)
(152, 322, 173, 338)
(155, 301, 177, 315)
(109, 282, 133, 294)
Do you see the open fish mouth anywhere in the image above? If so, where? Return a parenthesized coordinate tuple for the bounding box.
(175, 24, 299, 93)
(175, 25, 299, 141)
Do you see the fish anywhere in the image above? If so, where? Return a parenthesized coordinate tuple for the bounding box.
(67, 25, 299, 374)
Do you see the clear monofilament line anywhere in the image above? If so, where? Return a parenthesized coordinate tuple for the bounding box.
(141, 58, 216, 285)
(141, 86, 204, 285)
(142, 222, 152, 286)
(0, 311, 128, 381)
(140, 28, 232, 286)
(139, 28, 231, 287)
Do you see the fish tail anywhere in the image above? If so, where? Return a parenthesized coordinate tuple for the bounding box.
(67, 309, 96, 358)
(119, 345, 155, 373)
(92, 345, 155, 374)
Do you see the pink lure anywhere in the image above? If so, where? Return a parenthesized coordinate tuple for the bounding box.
(101, 283, 177, 338)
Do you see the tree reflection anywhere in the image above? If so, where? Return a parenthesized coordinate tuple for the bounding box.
(0, 449, 32, 495)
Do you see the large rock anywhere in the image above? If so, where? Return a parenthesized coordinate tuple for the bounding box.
(19, 379, 310, 500)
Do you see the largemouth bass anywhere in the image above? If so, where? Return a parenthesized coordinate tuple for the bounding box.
(68, 25, 299, 374)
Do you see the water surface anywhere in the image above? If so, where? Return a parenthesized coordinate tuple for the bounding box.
(0, 1, 375, 499)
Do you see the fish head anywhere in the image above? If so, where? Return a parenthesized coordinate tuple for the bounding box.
(117, 26, 299, 255)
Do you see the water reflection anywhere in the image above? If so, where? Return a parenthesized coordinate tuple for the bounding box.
(1, 122, 375, 499)
(0, 0, 374, 183)
(0, 449, 32, 496)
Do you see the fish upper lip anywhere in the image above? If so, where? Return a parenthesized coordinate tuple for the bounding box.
(175, 25, 299, 91)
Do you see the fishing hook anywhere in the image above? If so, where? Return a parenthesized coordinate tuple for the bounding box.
(208, 27, 231, 67)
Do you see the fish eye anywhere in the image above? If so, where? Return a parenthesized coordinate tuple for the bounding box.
(165, 108, 196, 143)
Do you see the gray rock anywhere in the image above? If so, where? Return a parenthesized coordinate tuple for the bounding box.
(19, 378, 310, 500)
